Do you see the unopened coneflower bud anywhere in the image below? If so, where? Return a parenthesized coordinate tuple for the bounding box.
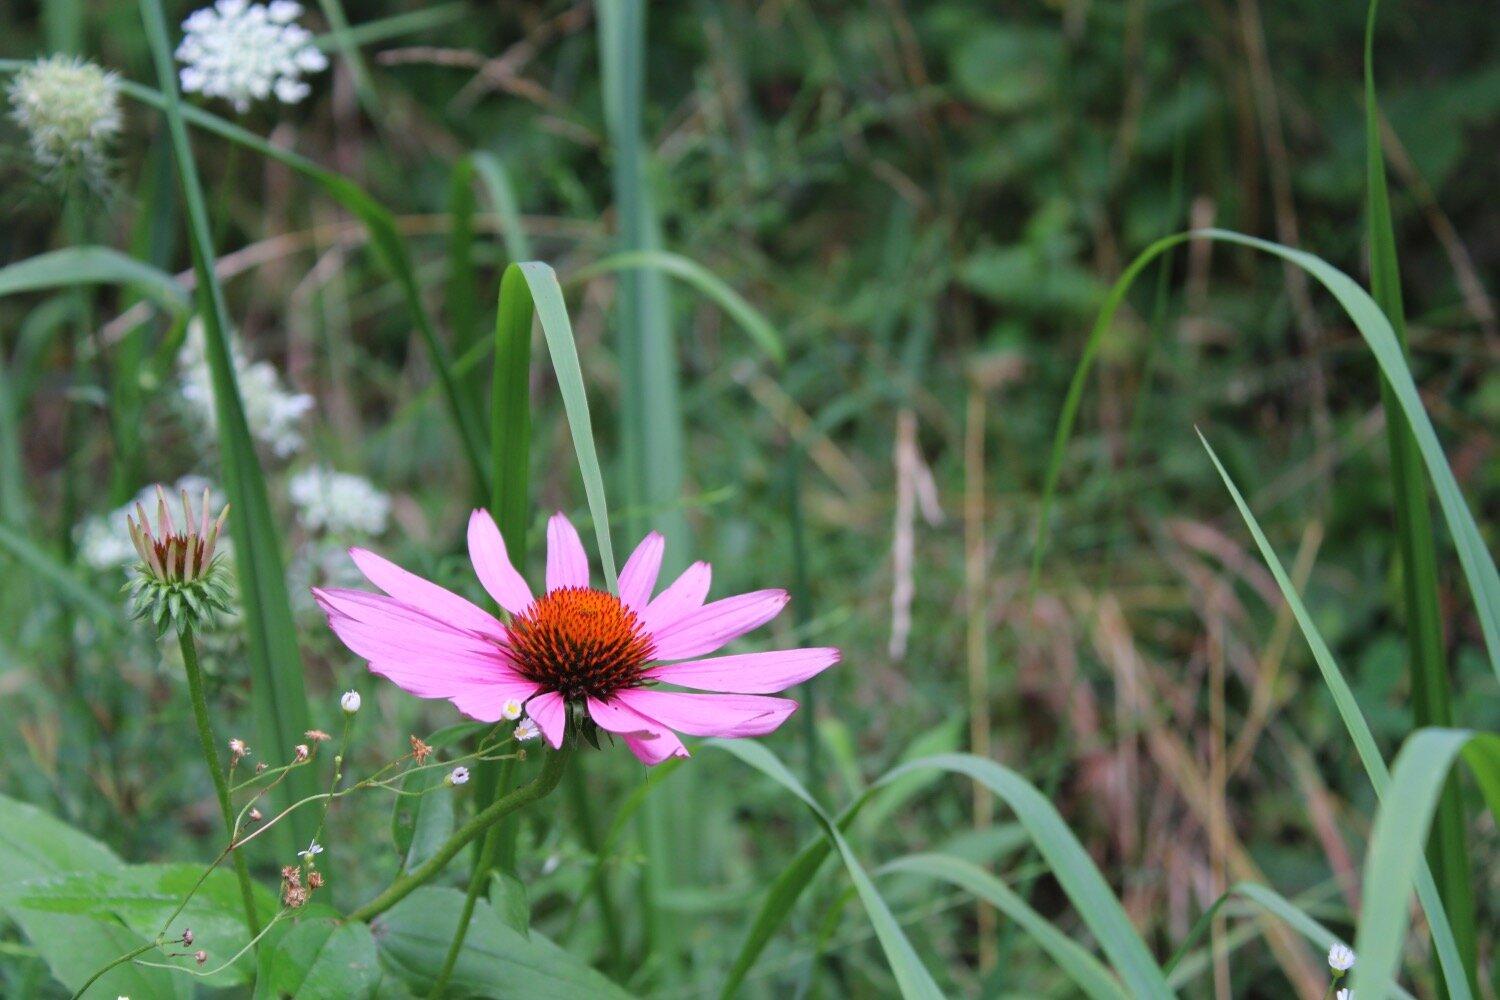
(194, 950, 207, 965)
(304, 729, 331, 743)
(447, 766, 470, 786)
(515, 717, 540, 742)
(124, 485, 233, 634)
(409, 735, 432, 764)
(501, 698, 523, 721)
(340, 690, 361, 714)
(293, 743, 310, 761)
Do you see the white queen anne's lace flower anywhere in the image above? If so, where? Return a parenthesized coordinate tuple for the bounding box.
(288, 466, 391, 536)
(178, 320, 314, 458)
(176, 0, 328, 112)
(7, 55, 121, 175)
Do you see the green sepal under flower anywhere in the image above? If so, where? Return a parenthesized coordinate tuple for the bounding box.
(125, 554, 234, 635)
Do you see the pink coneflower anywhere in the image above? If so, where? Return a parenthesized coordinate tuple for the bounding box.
(314, 510, 839, 765)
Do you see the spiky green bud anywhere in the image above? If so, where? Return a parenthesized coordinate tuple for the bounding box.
(124, 485, 234, 634)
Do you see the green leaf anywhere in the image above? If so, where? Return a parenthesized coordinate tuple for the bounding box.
(1363, 1, 1476, 982)
(372, 886, 634, 998)
(878, 853, 1128, 1000)
(138, 0, 319, 856)
(0, 522, 122, 630)
(255, 910, 380, 1000)
(488, 872, 530, 937)
(708, 740, 945, 1000)
(0, 246, 190, 311)
(1351, 730, 1500, 1000)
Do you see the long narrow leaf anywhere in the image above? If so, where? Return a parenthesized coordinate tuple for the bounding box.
(138, 0, 316, 854)
(1350, 730, 1500, 999)
(708, 739, 945, 999)
(1362, 1, 1475, 979)
(879, 854, 1128, 1000)
(1199, 433, 1472, 998)
(0, 247, 189, 311)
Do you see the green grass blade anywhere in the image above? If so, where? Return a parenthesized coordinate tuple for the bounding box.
(490, 266, 535, 558)
(1198, 433, 1472, 998)
(510, 263, 616, 585)
(446, 157, 482, 412)
(1036, 229, 1500, 680)
(310, 3, 468, 50)
(1350, 730, 1500, 1000)
(708, 739, 945, 1000)
(0, 524, 121, 630)
(138, 0, 317, 855)
(313, 0, 378, 115)
(1363, 2, 1475, 982)
(0, 247, 190, 311)
(571, 250, 784, 364)
(879, 854, 1129, 1000)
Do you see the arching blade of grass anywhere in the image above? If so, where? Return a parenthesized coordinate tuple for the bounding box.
(1363, 1, 1475, 982)
(0, 247, 190, 311)
(446, 158, 483, 414)
(572, 250, 784, 364)
(878, 854, 1129, 1000)
(1198, 433, 1472, 998)
(1350, 730, 1500, 1000)
(1035, 229, 1500, 682)
(708, 740, 945, 1000)
(0, 524, 121, 630)
(138, 0, 317, 855)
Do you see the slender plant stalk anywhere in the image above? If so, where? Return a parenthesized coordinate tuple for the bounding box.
(347, 745, 571, 923)
(1363, 1, 1476, 987)
(69, 939, 160, 1000)
(178, 627, 261, 940)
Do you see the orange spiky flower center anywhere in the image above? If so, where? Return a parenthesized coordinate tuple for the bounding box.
(506, 587, 655, 701)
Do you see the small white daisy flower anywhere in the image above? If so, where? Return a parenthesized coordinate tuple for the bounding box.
(1336, 989, 1353, 1000)
(340, 689, 361, 714)
(515, 717, 540, 742)
(297, 839, 323, 861)
(7, 55, 121, 176)
(501, 698, 524, 721)
(448, 766, 470, 786)
(1327, 943, 1355, 973)
(175, 0, 329, 113)
(288, 466, 391, 536)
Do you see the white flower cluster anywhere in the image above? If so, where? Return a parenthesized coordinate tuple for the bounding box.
(75, 476, 226, 572)
(178, 319, 314, 459)
(287, 466, 391, 536)
(6, 55, 121, 175)
(176, 0, 328, 112)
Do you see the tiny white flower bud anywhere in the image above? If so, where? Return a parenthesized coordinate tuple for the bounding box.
(1327, 943, 1355, 972)
(501, 698, 524, 721)
(340, 690, 361, 714)
(1336, 989, 1353, 1000)
(448, 766, 470, 786)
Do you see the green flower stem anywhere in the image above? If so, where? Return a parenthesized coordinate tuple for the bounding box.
(348, 743, 572, 925)
(178, 627, 262, 940)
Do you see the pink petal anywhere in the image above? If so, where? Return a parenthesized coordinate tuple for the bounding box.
(639, 561, 711, 636)
(525, 690, 568, 749)
(649, 589, 789, 661)
(467, 509, 534, 616)
(614, 689, 797, 738)
(349, 547, 502, 638)
(448, 680, 543, 722)
(315, 590, 512, 669)
(320, 613, 521, 692)
(624, 732, 691, 766)
(645, 647, 839, 693)
(545, 512, 589, 591)
(586, 696, 659, 738)
(617, 532, 665, 612)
